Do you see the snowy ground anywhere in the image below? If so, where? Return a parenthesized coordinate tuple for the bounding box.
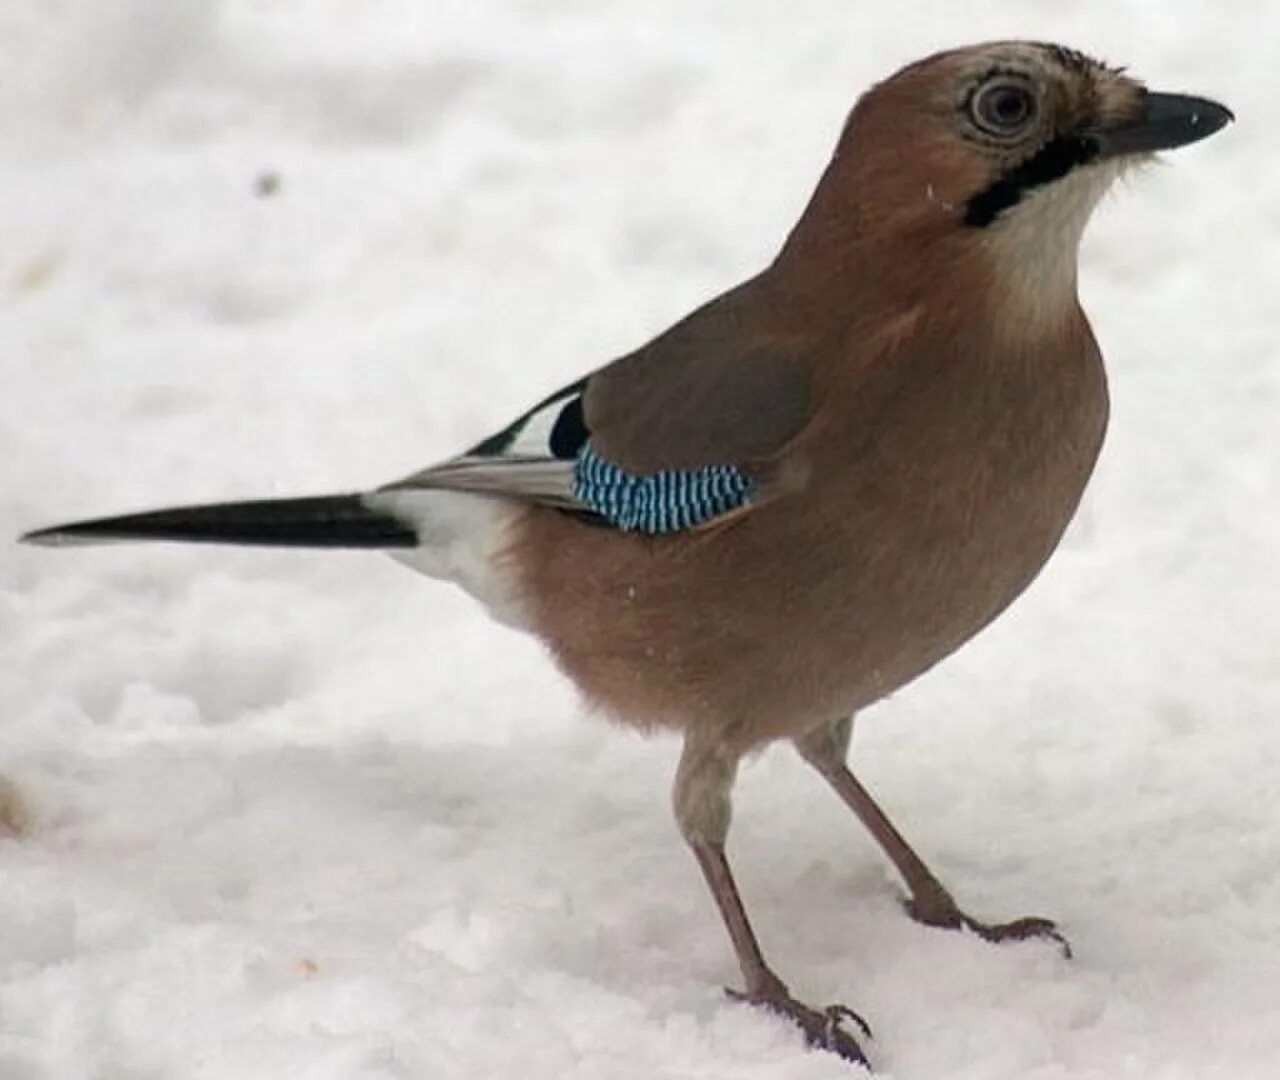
(2, 2, 1276, 1077)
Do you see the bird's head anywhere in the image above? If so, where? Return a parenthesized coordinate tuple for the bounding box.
(779, 42, 1231, 328)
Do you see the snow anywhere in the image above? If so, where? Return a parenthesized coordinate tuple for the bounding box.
(1, 2, 1275, 1077)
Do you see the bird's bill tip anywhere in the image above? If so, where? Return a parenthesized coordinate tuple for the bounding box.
(19, 519, 146, 546)
(19, 525, 91, 546)
(1091, 91, 1234, 158)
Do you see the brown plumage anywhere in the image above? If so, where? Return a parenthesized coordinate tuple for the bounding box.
(515, 274, 1107, 747)
(21, 41, 1231, 1069)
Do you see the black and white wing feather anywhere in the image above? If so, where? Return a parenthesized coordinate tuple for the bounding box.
(383, 333, 810, 536)
(382, 378, 588, 510)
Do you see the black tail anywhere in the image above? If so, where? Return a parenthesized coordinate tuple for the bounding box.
(20, 494, 418, 549)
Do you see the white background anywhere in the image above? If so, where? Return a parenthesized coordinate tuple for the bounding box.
(2, 2, 1275, 1077)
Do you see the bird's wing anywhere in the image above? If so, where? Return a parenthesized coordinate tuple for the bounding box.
(383, 327, 812, 535)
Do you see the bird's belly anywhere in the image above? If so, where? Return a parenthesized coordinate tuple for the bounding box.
(512, 414, 1102, 749)
(819, 490, 1080, 705)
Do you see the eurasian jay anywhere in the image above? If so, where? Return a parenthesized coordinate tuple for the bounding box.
(22, 41, 1231, 1068)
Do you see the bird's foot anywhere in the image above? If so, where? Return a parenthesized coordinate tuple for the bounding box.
(728, 982, 872, 1069)
(905, 892, 1071, 957)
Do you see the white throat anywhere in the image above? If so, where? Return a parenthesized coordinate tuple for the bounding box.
(981, 160, 1125, 334)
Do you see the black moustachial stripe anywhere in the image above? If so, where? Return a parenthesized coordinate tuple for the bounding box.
(963, 135, 1101, 228)
(21, 495, 418, 549)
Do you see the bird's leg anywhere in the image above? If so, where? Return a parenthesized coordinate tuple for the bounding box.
(674, 733, 871, 1068)
(794, 717, 1068, 954)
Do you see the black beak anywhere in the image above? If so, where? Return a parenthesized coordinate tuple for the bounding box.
(1089, 92, 1233, 158)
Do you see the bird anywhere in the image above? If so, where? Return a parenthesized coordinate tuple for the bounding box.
(21, 41, 1231, 1069)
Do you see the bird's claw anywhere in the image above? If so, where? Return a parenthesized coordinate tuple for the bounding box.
(823, 1002, 874, 1041)
(904, 896, 1072, 958)
(727, 985, 872, 1068)
(963, 914, 1072, 958)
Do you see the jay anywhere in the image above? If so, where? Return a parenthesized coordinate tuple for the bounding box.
(23, 41, 1230, 1068)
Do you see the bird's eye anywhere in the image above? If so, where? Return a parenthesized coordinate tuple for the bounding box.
(970, 81, 1037, 136)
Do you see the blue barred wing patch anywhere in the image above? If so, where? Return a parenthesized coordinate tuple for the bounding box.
(572, 444, 755, 534)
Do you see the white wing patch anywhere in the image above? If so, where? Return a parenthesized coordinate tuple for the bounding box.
(363, 380, 591, 628)
(502, 392, 573, 457)
(382, 378, 586, 508)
